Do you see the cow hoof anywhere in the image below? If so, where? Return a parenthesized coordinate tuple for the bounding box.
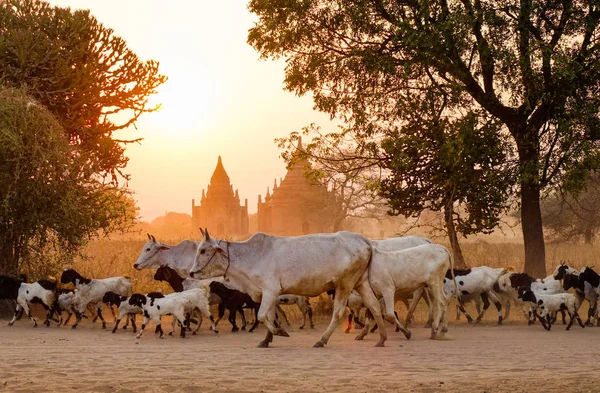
(122, 325, 128, 330)
(8, 322, 13, 326)
(241, 326, 246, 331)
(395, 327, 400, 332)
(374, 341, 385, 347)
(403, 330, 412, 340)
(159, 336, 164, 339)
(112, 330, 116, 334)
(355, 333, 365, 341)
(257, 340, 270, 348)
(424, 323, 432, 328)
(102, 324, 106, 329)
(232, 327, 239, 332)
(313, 341, 325, 348)
(299, 326, 304, 330)
(274, 328, 289, 337)
(310, 325, 315, 329)
(344, 328, 350, 334)
(71, 325, 77, 329)
(136, 336, 141, 339)
(168, 332, 173, 336)
(466, 317, 473, 324)
(192, 331, 197, 335)
(585, 322, 593, 327)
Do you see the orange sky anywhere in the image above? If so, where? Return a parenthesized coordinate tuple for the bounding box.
(47, 0, 334, 220)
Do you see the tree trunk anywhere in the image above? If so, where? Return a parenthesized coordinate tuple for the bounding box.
(0, 230, 21, 277)
(444, 202, 468, 269)
(584, 226, 593, 244)
(515, 126, 547, 278)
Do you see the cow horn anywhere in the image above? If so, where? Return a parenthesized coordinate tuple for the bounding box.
(199, 227, 205, 237)
(205, 228, 210, 241)
(147, 233, 152, 240)
(151, 234, 156, 242)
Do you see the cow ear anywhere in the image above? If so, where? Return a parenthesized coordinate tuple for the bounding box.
(215, 245, 227, 255)
(158, 246, 170, 251)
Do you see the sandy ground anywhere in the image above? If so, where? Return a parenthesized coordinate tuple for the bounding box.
(0, 317, 598, 393)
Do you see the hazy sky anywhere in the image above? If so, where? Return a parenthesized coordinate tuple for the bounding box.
(47, 0, 334, 221)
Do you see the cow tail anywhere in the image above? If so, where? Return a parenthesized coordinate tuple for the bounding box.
(445, 247, 461, 305)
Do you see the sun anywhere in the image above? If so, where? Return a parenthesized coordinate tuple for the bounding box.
(146, 65, 216, 135)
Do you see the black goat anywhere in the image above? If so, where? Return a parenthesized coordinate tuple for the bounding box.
(209, 281, 259, 332)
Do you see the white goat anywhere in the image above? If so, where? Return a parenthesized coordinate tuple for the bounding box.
(449, 267, 508, 324)
(60, 268, 132, 329)
(132, 288, 217, 339)
(8, 279, 57, 327)
(496, 271, 564, 324)
(519, 288, 585, 330)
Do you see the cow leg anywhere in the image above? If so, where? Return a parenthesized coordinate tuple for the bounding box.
(345, 310, 354, 333)
(276, 305, 292, 328)
(354, 280, 388, 347)
(257, 292, 287, 348)
(376, 290, 410, 339)
(427, 280, 446, 339)
(315, 288, 351, 348)
(456, 298, 474, 323)
(422, 288, 434, 328)
(475, 293, 491, 323)
(405, 288, 423, 327)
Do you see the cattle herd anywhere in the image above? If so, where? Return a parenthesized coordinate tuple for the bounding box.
(1, 229, 599, 348)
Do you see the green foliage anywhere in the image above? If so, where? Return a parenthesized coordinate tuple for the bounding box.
(249, 0, 600, 273)
(0, 0, 167, 182)
(0, 87, 136, 278)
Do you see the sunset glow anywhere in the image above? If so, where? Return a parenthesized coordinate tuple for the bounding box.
(46, 0, 334, 220)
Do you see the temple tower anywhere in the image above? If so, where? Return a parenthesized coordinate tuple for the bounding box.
(257, 137, 337, 236)
(192, 156, 249, 238)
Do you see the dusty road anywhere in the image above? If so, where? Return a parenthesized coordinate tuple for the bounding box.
(0, 320, 598, 393)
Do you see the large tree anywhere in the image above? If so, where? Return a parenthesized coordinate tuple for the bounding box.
(0, 0, 165, 276)
(0, 0, 166, 182)
(0, 87, 136, 277)
(248, 0, 600, 276)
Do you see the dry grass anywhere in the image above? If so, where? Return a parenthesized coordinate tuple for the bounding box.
(62, 235, 599, 326)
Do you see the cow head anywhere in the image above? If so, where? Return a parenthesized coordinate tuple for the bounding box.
(133, 234, 170, 270)
(190, 228, 228, 279)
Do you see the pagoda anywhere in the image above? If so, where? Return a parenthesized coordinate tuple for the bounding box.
(192, 156, 249, 237)
(257, 137, 337, 236)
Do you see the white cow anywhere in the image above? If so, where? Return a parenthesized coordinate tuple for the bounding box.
(133, 234, 198, 277)
(362, 243, 453, 339)
(189, 229, 388, 348)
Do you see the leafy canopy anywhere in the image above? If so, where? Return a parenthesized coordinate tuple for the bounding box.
(0, 0, 167, 182)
